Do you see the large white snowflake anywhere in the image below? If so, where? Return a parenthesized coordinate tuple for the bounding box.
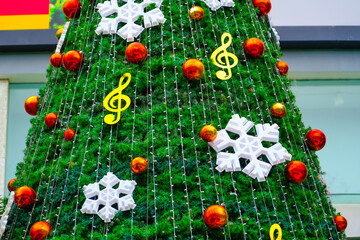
(209, 115, 292, 182)
(95, 0, 166, 42)
(81, 172, 137, 222)
(202, 0, 235, 11)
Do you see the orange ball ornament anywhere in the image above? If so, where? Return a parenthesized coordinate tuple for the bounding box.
(253, 0, 272, 15)
(189, 6, 204, 21)
(62, 50, 83, 72)
(243, 38, 265, 58)
(306, 129, 326, 151)
(55, 28, 63, 40)
(131, 157, 149, 174)
(45, 113, 58, 128)
(182, 59, 205, 81)
(64, 129, 76, 141)
(50, 53, 63, 68)
(200, 124, 218, 142)
(270, 102, 286, 119)
(334, 215, 347, 232)
(30, 221, 53, 240)
(203, 205, 228, 229)
(284, 161, 308, 184)
(125, 42, 148, 64)
(63, 0, 82, 19)
(7, 178, 16, 192)
(14, 186, 36, 208)
(24, 96, 40, 116)
(276, 61, 289, 75)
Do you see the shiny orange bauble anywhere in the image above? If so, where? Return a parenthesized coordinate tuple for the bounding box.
(30, 221, 53, 240)
(306, 129, 326, 151)
(125, 42, 148, 64)
(276, 61, 289, 76)
(14, 186, 36, 208)
(45, 113, 58, 128)
(334, 215, 347, 232)
(50, 53, 63, 68)
(55, 28, 63, 40)
(253, 0, 272, 15)
(243, 38, 265, 58)
(200, 125, 218, 142)
(62, 50, 83, 72)
(182, 59, 205, 81)
(284, 161, 308, 184)
(203, 205, 228, 229)
(189, 6, 205, 21)
(64, 129, 76, 141)
(24, 96, 40, 116)
(131, 157, 149, 174)
(7, 178, 16, 192)
(63, 0, 82, 19)
(270, 102, 286, 118)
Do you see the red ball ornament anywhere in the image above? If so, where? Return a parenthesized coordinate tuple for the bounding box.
(203, 205, 228, 229)
(24, 96, 40, 116)
(64, 129, 76, 141)
(243, 38, 265, 58)
(131, 157, 149, 174)
(62, 50, 83, 72)
(182, 59, 205, 81)
(189, 6, 205, 21)
(45, 113, 58, 128)
(334, 215, 347, 232)
(270, 102, 286, 119)
(125, 42, 148, 64)
(200, 124, 218, 142)
(276, 61, 289, 76)
(50, 53, 63, 68)
(55, 28, 63, 40)
(306, 129, 326, 151)
(284, 161, 308, 184)
(7, 178, 16, 192)
(30, 221, 53, 240)
(253, 0, 272, 15)
(63, 0, 82, 19)
(14, 186, 36, 209)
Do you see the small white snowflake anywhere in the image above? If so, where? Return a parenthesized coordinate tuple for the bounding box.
(209, 115, 292, 181)
(81, 172, 137, 222)
(95, 0, 166, 42)
(202, 0, 235, 11)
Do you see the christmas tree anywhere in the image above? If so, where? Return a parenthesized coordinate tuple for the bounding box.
(1, 0, 347, 239)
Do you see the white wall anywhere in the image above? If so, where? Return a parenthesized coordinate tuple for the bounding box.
(270, 0, 360, 26)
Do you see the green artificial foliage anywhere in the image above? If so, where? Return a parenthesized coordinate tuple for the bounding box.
(4, 0, 344, 239)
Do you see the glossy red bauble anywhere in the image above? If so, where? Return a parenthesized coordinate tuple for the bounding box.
(334, 215, 347, 232)
(50, 53, 63, 68)
(253, 0, 272, 15)
(14, 186, 36, 209)
(64, 129, 76, 141)
(203, 205, 228, 229)
(45, 113, 58, 128)
(62, 50, 83, 72)
(306, 129, 326, 151)
(182, 59, 205, 81)
(24, 96, 40, 116)
(125, 42, 148, 64)
(276, 61, 289, 75)
(7, 178, 16, 192)
(63, 0, 82, 19)
(243, 38, 265, 58)
(30, 221, 53, 240)
(130, 157, 149, 174)
(284, 161, 308, 184)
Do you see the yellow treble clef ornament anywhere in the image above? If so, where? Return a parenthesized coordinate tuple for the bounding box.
(269, 223, 283, 240)
(210, 32, 238, 80)
(103, 73, 132, 125)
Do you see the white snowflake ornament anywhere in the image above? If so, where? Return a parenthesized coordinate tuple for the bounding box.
(81, 172, 137, 222)
(95, 0, 166, 42)
(209, 115, 292, 181)
(202, 0, 235, 11)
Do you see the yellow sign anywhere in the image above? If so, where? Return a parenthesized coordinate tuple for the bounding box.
(103, 73, 132, 125)
(269, 223, 282, 240)
(210, 32, 238, 80)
